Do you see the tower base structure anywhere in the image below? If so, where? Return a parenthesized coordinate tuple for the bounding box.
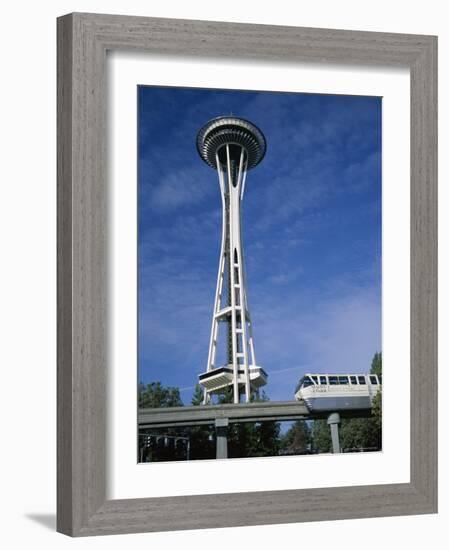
(199, 365, 268, 398)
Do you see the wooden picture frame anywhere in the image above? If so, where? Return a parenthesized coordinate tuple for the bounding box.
(57, 12, 437, 536)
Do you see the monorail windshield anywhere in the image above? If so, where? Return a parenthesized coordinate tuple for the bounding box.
(294, 376, 312, 393)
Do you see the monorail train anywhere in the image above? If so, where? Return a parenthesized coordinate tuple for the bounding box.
(294, 373, 381, 412)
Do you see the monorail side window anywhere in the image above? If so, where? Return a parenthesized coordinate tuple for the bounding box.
(350, 376, 357, 384)
(358, 376, 366, 384)
(320, 376, 327, 384)
(311, 376, 318, 384)
(370, 375, 378, 385)
(338, 376, 349, 385)
(329, 376, 338, 385)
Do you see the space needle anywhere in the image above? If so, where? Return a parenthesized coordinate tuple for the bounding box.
(197, 116, 268, 404)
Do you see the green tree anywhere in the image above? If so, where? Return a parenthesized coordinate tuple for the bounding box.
(371, 352, 382, 376)
(216, 385, 234, 405)
(371, 390, 382, 432)
(191, 383, 205, 406)
(214, 387, 281, 458)
(280, 420, 311, 455)
(340, 417, 380, 450)
(311, 419, 332, 453)
(138, 381, 185, 462)
(370, 352, 382, 438)
(138, 381, 183, 408)
(189, 385, 215, 459)
(340, 351, 382, 452)
(248, 391, 281, 457)
(369, 351, 382, 446)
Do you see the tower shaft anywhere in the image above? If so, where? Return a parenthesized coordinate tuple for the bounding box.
(205, 145, 256, 403)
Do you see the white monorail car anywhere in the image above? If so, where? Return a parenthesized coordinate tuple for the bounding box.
(295, 373, 381, 412)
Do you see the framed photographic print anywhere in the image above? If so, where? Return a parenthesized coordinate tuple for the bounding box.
(57, 12, 437, 536)
(135, 84, 384, 463)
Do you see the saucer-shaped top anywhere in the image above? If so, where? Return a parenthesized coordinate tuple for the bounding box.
(197, 116, 266, 170)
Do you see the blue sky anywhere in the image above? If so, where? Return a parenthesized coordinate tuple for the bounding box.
(138, 85, 382, 404)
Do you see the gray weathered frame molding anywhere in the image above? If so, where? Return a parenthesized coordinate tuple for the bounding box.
(57, 12, 437, 536)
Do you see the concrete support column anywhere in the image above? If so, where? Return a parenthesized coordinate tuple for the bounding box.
(327, 412, 341, 454)
(215, 418, 229, 459)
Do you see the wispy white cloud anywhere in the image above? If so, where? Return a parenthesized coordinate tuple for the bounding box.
(144, 166, 213, 211)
